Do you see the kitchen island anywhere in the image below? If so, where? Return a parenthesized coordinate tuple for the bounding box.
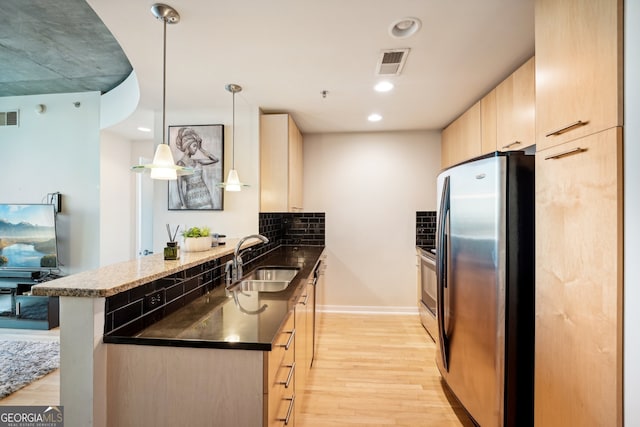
(32, 241, 324, 427)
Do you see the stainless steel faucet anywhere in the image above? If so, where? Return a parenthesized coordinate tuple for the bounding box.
(225, 234, 269, 283)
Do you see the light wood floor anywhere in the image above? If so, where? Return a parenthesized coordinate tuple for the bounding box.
(0, 314, 472, 426)
(297, 313, 473, 427)
(0, 327, 60, 406)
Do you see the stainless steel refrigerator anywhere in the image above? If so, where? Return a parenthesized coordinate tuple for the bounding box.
(435, 151, 535, 427)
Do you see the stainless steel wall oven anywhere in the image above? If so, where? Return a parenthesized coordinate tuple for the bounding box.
(418, 247, 437, 341)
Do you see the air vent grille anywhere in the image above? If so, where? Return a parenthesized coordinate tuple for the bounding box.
(0, 110, 19, 127)
(375, 48, 410, 76)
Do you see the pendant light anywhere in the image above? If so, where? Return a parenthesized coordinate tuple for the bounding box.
(131, 3, 192, 180)
(220, 83, 248, 191)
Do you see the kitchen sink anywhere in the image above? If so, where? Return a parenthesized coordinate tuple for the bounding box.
(245, 266, 300, 282)
(228, 266, 300, 293)
(234, 280, 291, 292)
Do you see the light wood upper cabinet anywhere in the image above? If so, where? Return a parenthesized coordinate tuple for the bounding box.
(440, 101, 481, 169)
(534, 127, 623, 427)
(260, 113, 304, 212)
(535, 0, 622, 149)
(496, 56, 535, 151)
(480, 89, 497, 155)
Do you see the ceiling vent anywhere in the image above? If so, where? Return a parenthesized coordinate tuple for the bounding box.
(375, 48, 410, 76)
(0, 110, 19, 127)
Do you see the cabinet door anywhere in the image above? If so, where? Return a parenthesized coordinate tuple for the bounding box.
(496, 57, 535, 151)
(440, 122, 455, 169)
(535, 127, 622, 427)
(294, 295, 307, 401)
(440, 101, 481, 168)
(535, 0, 622, 149)
(305, 282, 314, 372)
(261, 113, 304, 212)
(288, 117, 303, 211)
(480, 89, 497, 155)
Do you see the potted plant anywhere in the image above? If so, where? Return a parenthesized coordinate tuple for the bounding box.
(181, 226, 213, 252)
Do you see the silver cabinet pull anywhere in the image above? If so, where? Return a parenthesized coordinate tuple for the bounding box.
(299, 293, 309, 306)
(278, 362, 296, 388)
(545, 120, 588, 137)
(277, 394, 295, 425)
(502, 141, 521, 149)
(544, 147, 587, 160)
(278, 329, 295, 350)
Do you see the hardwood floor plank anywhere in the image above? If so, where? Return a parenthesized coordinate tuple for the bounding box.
(297, 313, 474, 427)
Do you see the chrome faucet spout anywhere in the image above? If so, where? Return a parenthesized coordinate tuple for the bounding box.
(234, 234, 269, 258)
(226, 234, 270, 283)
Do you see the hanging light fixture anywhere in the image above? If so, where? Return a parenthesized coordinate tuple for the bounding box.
(131, 3, 192, 180)
(220, 83, 248, 191)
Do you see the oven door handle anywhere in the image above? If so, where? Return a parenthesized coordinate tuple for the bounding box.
(436, 175, 450, 372)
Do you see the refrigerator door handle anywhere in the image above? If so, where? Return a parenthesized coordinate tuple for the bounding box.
(436, 175, 450, 372)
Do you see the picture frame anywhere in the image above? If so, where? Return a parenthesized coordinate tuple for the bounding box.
(167, 124, 224, 210)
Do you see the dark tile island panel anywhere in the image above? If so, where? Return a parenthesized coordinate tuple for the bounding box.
(104, 258, 228, 336)
(416, 211, 436, 249)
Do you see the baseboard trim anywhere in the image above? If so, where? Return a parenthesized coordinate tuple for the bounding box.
(318, 305, 419, 315)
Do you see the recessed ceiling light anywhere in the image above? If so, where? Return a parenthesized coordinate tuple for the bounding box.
(368, 113, 382, 122)
(389, 17, 422, 39)
(137, 126, 151, 132)
(374, 81, 394, 92)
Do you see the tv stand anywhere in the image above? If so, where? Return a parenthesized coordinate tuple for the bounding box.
(0, 274, 60, 330)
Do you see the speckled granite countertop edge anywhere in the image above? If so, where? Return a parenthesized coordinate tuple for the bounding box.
(31, 239, 249, 298)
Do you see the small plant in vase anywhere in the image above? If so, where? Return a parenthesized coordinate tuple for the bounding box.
(182, 226, 213, 252)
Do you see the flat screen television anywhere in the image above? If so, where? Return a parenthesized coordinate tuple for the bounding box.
(0, 204, 58, 271)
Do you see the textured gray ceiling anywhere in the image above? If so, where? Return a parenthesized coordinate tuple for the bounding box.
(0, 0, 132, 97)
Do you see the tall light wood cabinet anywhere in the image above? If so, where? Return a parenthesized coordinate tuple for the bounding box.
(534, 1, 624, 425)
(440, 101, 481, 169)
(534, 127, 623, 427)
(260, 113, 304, 212)
(535, 0, 623, 150)
(496, 56, 535, 151)
(480, 89, 497, 155)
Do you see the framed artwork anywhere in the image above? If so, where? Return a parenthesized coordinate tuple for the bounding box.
(168, 124, 224, 210)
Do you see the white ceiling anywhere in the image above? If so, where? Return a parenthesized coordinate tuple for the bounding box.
(87, 0, 534, 138)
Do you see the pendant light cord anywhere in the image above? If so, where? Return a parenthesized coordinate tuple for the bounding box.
(232, 89, 236, 169)
(162, 17, 167, 146)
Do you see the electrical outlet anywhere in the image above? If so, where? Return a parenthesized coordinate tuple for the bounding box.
(144, 289, 165, 311)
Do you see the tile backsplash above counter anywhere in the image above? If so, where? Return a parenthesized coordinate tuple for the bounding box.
(416, 211, 436, 249)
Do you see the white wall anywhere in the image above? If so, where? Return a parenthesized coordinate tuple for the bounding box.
(303, 130, 441, 312)
(148, 102, 261, 253)
(99, 130, 135, 265)
(0, 92, 101, 274)
(625, 0, 639, 424)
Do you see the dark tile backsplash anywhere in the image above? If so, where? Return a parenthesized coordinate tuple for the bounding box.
(259, 212, 325, 247)
(416, 211, 436, 249)
(104, 258, 225, 336)
(104, 212, 326, 338)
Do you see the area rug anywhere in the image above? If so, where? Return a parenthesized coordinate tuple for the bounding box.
(0, 340, 60, 399)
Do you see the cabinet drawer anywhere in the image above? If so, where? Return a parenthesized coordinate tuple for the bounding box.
(265, 312, 296, 426)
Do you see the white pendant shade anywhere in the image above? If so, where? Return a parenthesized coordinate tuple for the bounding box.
(149, 144, 178, 180)
(224, 169, 242, 192)
(131, 4, 191, 181)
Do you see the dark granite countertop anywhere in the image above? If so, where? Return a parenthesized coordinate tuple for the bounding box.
(103, 245, 325, 351)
